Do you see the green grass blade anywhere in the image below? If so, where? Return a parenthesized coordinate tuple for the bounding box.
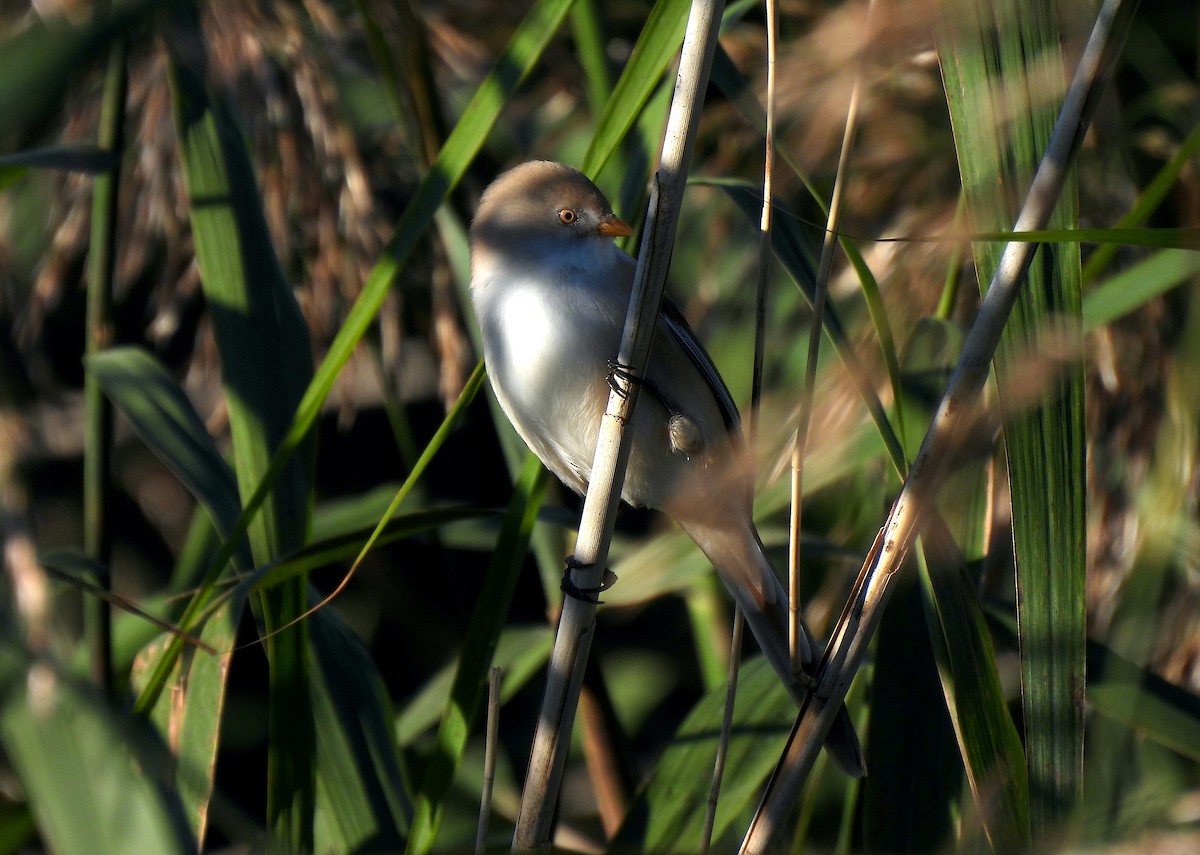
(1082, 121, 1200, 280)
(134, 0, 578, 719)
(581, 0, 690, 177)
(0, 641, 192, 855)
(1087, 642, 1200, 764)
(0, 144, 119, 173)
(613, 658, 823, 853)
(174, 611, 236, 846)
(570, 0, 613, 114)
(166, 9, 316, 846)
(683, 574, 733, 693)
(881, 318, 1030, 849)
(86, 347, 249, 566)
(310, 610, 413, 852)
(0, 145, 120, 193)
(940, 0, 1088, 832)
(129, 606, 239, 847)
(236, 506, 496, 595)
(957, 225, 1199, 249)
(713, 178, 908, 475)
(918, 523, 1031, 850)
(82, 34, 126, 697)
(0, 3, 149, 139)
(405, 453, 548, 855)
(167, 29, 314, 569)
(1082, 248, 1200, 330)
(864, 570, 964, 851)
(396, 626, 554, 748)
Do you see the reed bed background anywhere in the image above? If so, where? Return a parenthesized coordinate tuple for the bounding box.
(0, 0, 1197, 852)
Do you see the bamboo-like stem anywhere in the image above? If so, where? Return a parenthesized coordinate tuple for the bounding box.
(476, 667, 502, 855)
(84, 31, 127, 697)
(511, 0, 726, 848)
(740, 0, 1137, 850)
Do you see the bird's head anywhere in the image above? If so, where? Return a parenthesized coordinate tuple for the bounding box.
(470, 161, 634, 268)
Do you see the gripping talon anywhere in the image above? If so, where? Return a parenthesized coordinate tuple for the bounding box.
(606, 357, 686, 418)
(561, 555, 618, 604)
(606, 358, 641, 399)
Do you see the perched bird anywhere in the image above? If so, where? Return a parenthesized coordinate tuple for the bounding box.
(469, 160, 864, 777)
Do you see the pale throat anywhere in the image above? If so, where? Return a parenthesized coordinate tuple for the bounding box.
(481, 239, 626, 410)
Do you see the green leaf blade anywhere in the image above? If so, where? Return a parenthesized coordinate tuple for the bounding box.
(940, 0, 1088, 834)
(0, 642, 193, 855)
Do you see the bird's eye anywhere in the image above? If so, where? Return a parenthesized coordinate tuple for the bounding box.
(557, 208, 577, 225)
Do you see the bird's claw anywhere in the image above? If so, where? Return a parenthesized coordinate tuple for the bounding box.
(561, 555, 618, 605)
(605, 358, 641, 399)
(606, 357, 685, 418)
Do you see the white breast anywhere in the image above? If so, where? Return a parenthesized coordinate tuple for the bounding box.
(472, 251, 629, 493)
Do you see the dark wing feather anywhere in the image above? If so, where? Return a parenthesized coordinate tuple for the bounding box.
(658, 298, 741, 435)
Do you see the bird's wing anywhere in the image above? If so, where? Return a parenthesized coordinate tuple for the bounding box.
(658, 298, 741, 435)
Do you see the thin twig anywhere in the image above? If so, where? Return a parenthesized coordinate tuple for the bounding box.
(476, 667, 503, 855)
(729, 0, 775, 840)
(39, 561, 218, 656)
(788, 0, 875, 675)
(748, 0, 778, 440)
(511, 1, 726, 848)
(700, 607, 745, 854)
(740, 0, 1138, 850)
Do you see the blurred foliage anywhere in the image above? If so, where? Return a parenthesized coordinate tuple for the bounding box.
(0, 0, 1198, 853)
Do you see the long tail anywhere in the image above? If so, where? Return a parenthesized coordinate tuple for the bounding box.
(675, 517, 866, 778)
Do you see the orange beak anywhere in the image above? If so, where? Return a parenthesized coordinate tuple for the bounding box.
(596, 216, 635, 238)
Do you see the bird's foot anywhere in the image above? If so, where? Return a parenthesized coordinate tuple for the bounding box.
(606, 357, 681, 412)
(561, 555, 618, 605)
(605, 358, 642, 399)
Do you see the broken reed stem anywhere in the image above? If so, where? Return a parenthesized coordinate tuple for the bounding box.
(749, 0, 778, 437)
(511, 1, 726, 848)
(740, 0, 1137, 850)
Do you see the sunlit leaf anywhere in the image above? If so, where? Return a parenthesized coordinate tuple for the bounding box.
(0, 641, 192, 855)
(940, 0, 1087, 834)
